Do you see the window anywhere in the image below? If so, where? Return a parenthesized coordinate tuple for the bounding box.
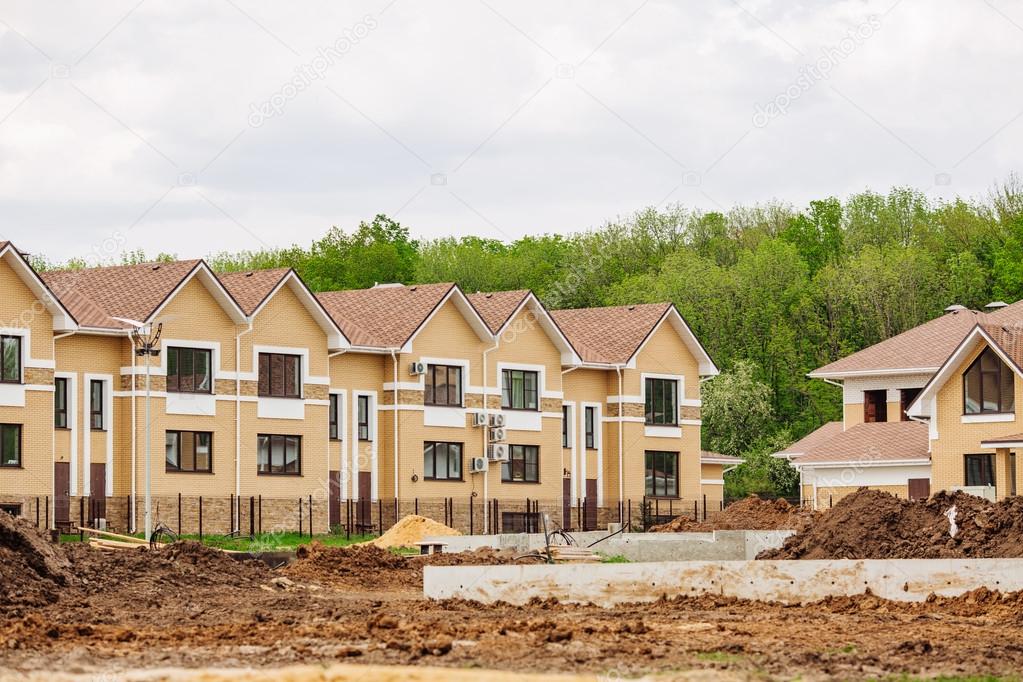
(54, 378, 68, 428)
(584, 406, 596, 449)
(258, 352, 301, 398)
(502, 369, 538, 410)
(863, 390, 888, 423)
(424, 442, 463, 480)
(166, 347, 212, 394)
(90, 380, 104, 430)
(645, 450, 679, 498)
(0, 335, 20, 383)
(0, 504, 21, 516)
(329, 394, 341, 440)
(900, 388, 921, 421)
(257, 434, 301, 475)
(965, 453, 995, 487)
(562, 405, 570, 448)
(165, 431, 213, 473)
(424, 364, 462, 406)
(0, 424, 21, 467)
(501, 444, 539, 483)
(645, 378, 678, 425)
(964, 347, 1014, 414)
(357, 395, 370, 441)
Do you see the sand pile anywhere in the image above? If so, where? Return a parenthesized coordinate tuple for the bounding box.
(0, 513, 72, 613)
(367, 514, 461, 549)
(650, 495, 818, 532)
(761, 488, 1023, 559)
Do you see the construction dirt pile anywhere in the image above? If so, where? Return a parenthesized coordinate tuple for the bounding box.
(761, 487, 1023, 559)
(650, 494, 819, 532)
(0, 514, 72, 614)
(367, 514, 461, 549)
(284, 543, 514, 590)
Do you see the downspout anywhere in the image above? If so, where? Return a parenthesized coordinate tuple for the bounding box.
(615, 364, 624, 511)
(52, 331, 75, 531)
(482, 336, 499, 534)
(328, 349, 348, 503)
(389, 349, 399, 504)
(235, 322, 253, 533)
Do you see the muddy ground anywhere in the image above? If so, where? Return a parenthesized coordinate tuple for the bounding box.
(3, 537, 1023, 680)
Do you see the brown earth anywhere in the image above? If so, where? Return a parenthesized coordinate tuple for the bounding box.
(651, 495, 819, 533)
(2, 513, 1023, 679)
(761, 488, 1023, 559)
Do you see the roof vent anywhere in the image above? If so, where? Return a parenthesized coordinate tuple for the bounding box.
(410, 286, 417, 292)
(944, 304, 967, 313)
(372, 282, 404, 289)
(627, 305, 636, 311)
(151, 265, 161, 271)
(485, 293, 493, 299)
(245, 272, 254, 278)
(985, 301, 1009, 309)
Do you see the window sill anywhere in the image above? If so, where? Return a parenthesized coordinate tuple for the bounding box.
(423, 403, 465, 409)
(166, 469, 214, 475)
(423, 478, 466, 483)
(257, 472, 303, 477)
(167, 390, 214, 396)
(0, 464, 23, 469)
(646, 495, 680, 500)
(961, 413, 1015, 424)
(501, 407, 540, 413)
(500, 479, 541, 485)
(645, 422, 679, 428)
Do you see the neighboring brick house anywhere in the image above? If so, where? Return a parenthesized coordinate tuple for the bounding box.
(790, 303, 1023, 506)
(0, 242, 721, 533)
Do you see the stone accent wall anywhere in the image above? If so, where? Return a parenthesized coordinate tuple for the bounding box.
(117, 495, 330, 536)
(239, 380, 259, 397)
(24, 367, 53, 385)
(214, 379, 237, 395)
(464, 393, 484, 409)
(606, 402, 645, 419)
(680, 406, 701, 421)
(540, 398, 562, 413)
(305, 384, 328, 401)
(379, 389, 424, 406)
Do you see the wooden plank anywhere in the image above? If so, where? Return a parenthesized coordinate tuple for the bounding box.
(77, 526, 148, 545)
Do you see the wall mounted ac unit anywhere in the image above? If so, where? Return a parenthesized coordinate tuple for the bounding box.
(487, 443, 509, 462)
(409, 361, 426, 376)
(470, 456, 489, 473)
(471, 412, 488, 427)
(489, 413, 506, 428)
(489, 427, 507, 443)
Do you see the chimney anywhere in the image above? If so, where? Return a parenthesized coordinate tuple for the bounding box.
(944, 304, 967, 314)
(985, 301, 1009, 310)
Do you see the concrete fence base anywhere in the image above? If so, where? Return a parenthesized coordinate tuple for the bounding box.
(424, 559, 1023, 606)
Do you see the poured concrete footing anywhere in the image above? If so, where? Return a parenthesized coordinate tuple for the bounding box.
(424, 559, 1023, 606)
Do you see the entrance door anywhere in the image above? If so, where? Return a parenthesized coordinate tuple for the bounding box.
(562, 478, 571, 530)
(908, 478, 930, 500)
(328, 470, 341, 527)
(54, 462, 70, 531)
(584, 479, 598, 531)
(357, 472, 372, 530)
(89, 464, 106, 523)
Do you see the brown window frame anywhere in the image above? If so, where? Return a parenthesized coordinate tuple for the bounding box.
(645, 378, 678, 426)
(899, 387, 921, 421)
(501, 369, 539, 411)
(257, 434, 302, 476)
(329, 394, 341, 440)
(166, 346, 213, 394)
(0, 424, 21, 468)
(423, 441, 463, 481)
(0, 335, 21, 384)
(424, 364, 463, 406)
(54, 377, 68, 429)
(584, 406, 596, 449)
(501, 444, 539, 483)
(90, 380, 105, 431)
(257, 352, 302, 399)
(645, 450, 679, 498)
(964, 453, 996, 487)
(963, 347, 1014, 415)
(165, 430, 213, 473)
(357, 395, 370, 441)
(562, 405, 570, 448)
(863, 389, 888, 423)
(0, 503, 21, 516)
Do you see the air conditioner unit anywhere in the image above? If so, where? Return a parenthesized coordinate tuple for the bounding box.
(470, 456, 489, 473)
(488, 443, 509, 462)
(409, 361, 426, 376)
(489, 413, 506, 428)
(489, 427, 507, 443)
(471, 412, 488, 427)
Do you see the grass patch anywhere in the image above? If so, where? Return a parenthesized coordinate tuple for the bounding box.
(694, 651, 744, 664)
(63, 530, 376, 551)
(600, 554, 630, 563)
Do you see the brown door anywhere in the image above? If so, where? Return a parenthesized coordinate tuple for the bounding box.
(54, 462, 70, 530)
(328, 470, 341, 527)
(357, 472, 372, 529)
(562, 478, 571, 530)
(89, 464, 106, 523)
(584, 479, 598, 531)
(908, 478, 930, 500)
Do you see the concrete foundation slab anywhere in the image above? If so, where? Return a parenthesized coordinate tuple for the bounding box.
(424, 559, 1023, 606)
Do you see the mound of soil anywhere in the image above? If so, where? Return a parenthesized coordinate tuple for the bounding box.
(368, 514, 461, 550)
(761, 488, 1023, 559)
(0, 514, 72, 613)
(650, 495, 818, 532)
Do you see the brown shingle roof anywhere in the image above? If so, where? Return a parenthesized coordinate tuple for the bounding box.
(792, 421, 929, 465)
(980, 432, 1023, 445)
(700, 451, 742, 465)
(466, 290, 529, 333)
(41, 260, 203, 329)
(978, 322, 1023, 370)
(218, 268, 291, 315)
(774, 421, 844, 459)
(550, 303, 671, 365)
(316, 283, 455, 348)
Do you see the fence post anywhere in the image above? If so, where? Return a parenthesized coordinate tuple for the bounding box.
(345, 499, 351, 540)
(125, 494, 131, 533)
(702, 494, 707, 521)
(627, 499, 632, 533)
(693, 500, 697, 522)
(258, 495, 263, 535)
(35, 497, 39, 528)
(394, 497, 399, 526)
(45, 496, 49, 532)
(469, 496, 474, 535)
(249, 496, 255, 538)
(229, 493, 234, 534)
(177, 492, 182, 535)
(414, 497, 419, 516)
(198, 496, 203, 540)
(309, 494, 313, 537)
(829, 494, 833, 508)
(79, 497, 84, 540)
(298, 497, 303, 536)
(378, 499, 383, 536)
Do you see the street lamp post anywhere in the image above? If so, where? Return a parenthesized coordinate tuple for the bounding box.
(130, 323, 162, 540)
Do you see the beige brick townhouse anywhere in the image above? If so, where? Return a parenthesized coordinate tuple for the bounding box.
(0, 241, 723, 533)
(782, 301, 1023, 507)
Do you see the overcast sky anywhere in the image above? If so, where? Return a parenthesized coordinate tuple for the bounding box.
(1, 0, 1021, 263)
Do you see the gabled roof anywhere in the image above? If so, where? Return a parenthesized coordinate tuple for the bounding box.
(41, 259, 247, 330)
(550, 303, 718, 374)
(221, 268, 349, 349)
(469, 290, 580, 365)
(772, 421, 844, 460)
(809, 308, 991, 378)
(791, 421, 930, 466)
(316, 282, 492, 351)
(0, 242, 77, 330)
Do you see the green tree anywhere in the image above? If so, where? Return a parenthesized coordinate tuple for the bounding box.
(701, 360, 775, 457)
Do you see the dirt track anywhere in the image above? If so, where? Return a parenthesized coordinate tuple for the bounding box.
(3, 540, 1023, 680)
